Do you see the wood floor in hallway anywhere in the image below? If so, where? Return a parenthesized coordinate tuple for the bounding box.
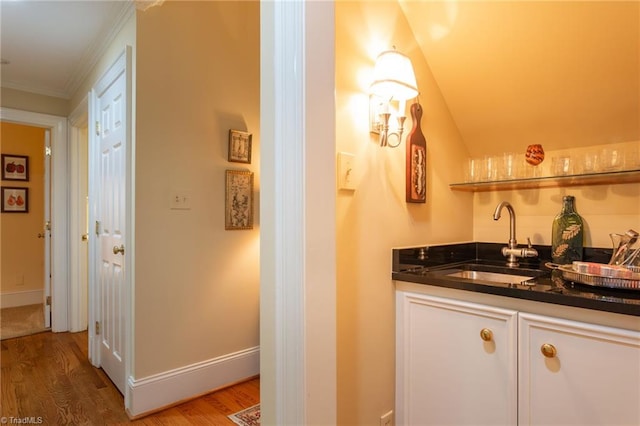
(1, 331, 260, 425)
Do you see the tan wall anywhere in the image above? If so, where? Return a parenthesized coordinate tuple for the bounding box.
(0, 87, 69, 117)
(0, 122, 45, 298)
(335, 2, 474, 424)
(134, 1, 260, 377)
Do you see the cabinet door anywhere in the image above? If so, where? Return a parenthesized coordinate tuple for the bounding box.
(396, 292, 518, 426)
(519, 313, 640, 426)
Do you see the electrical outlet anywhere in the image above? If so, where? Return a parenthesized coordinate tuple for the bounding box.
(380, 410, 393, 426)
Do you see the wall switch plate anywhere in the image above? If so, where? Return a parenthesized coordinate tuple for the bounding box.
(338, 152, 356, 191)
(170, 190, 192, 210)
(380, 410, 394, 426)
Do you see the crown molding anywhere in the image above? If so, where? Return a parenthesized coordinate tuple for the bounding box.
(63, 1, 135, 99)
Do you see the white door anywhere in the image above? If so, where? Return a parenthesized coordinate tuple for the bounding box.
(43, 130, 51, 328)
(89, 49, 131, 395)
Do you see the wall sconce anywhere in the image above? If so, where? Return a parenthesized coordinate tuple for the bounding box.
(369, 48, 419, 147)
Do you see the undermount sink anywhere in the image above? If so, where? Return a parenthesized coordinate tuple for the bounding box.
(424, 262, 548, 287)
(444, 270, 535, 284)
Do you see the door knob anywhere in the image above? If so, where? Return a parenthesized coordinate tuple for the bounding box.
(113, 245, 125, 255)
(37, 233, 45, 239)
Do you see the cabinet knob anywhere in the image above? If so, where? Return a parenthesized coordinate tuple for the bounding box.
(480, 328, 493, 342)
(541, 343, 557, 358)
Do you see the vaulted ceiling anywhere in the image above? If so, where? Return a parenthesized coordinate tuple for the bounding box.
(399, 0, 639, 156)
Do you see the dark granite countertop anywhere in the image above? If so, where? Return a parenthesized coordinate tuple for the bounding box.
(392, 242, 640, 317)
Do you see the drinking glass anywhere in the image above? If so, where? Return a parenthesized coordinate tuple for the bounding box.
(551, 156, 572, 176)
(516, 158, 537, 179)
(624, 147, 639, 170)
(484, 155, 502, 181)
(502, 152, 517, 180)
(600, 148, 624, 171)
(581, 150, 599, 174)
(465, 158, 483, 182)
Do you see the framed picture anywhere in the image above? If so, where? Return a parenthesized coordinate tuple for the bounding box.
(228, 130, 252, 164)
(2, 154, 29, 181)
(1, 187, 28, 213)
(225, 170, 254, 230)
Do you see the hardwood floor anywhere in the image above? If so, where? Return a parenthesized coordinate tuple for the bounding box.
(1, 331, 260, 425)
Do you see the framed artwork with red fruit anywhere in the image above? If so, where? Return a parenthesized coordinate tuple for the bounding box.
(1, 187, 28, 213)
(2, 154, 29, 181)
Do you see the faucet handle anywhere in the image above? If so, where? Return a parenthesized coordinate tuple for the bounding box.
(523, 237, 539, 258)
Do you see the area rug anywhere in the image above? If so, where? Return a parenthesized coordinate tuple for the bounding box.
(0, 303, 46, 340)
(228, 404, 260, 426)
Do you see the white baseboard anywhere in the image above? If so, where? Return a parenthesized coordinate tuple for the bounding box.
(126, 346, 260, 417)
(1, 290, 44, 309)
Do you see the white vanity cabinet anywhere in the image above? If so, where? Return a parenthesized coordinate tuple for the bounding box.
(396, 292, 518, 425)
(397, 291, 640, 426)
(519, 313, 640, 426)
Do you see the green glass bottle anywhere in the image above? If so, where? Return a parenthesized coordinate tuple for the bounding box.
(551, 195, 584, 265)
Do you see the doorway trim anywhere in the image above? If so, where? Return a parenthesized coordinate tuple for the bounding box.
(68, 98, 89, 333)
(260, 1, 337, 424)
(0, 107, 69, 332)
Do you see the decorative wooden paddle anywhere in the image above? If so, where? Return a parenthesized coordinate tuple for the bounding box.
(405, 102, 426, 203)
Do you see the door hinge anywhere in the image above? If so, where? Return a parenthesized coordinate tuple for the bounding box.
(45, 146, 52, 156)
(95, 220, 101, 236)
(45, 221, 51, 231)
(46, 296, 51, 306)
(95, 121, 101, 136)
(95, 321, 101, 335)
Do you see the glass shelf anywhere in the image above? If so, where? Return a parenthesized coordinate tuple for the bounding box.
(450, 169, 640, 192)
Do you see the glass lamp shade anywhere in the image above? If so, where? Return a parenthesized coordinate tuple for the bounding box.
(369, 50, 419, 100)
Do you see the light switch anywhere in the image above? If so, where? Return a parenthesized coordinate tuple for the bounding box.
(338, 152, 356, 191)
(170, 190, 192, 210)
